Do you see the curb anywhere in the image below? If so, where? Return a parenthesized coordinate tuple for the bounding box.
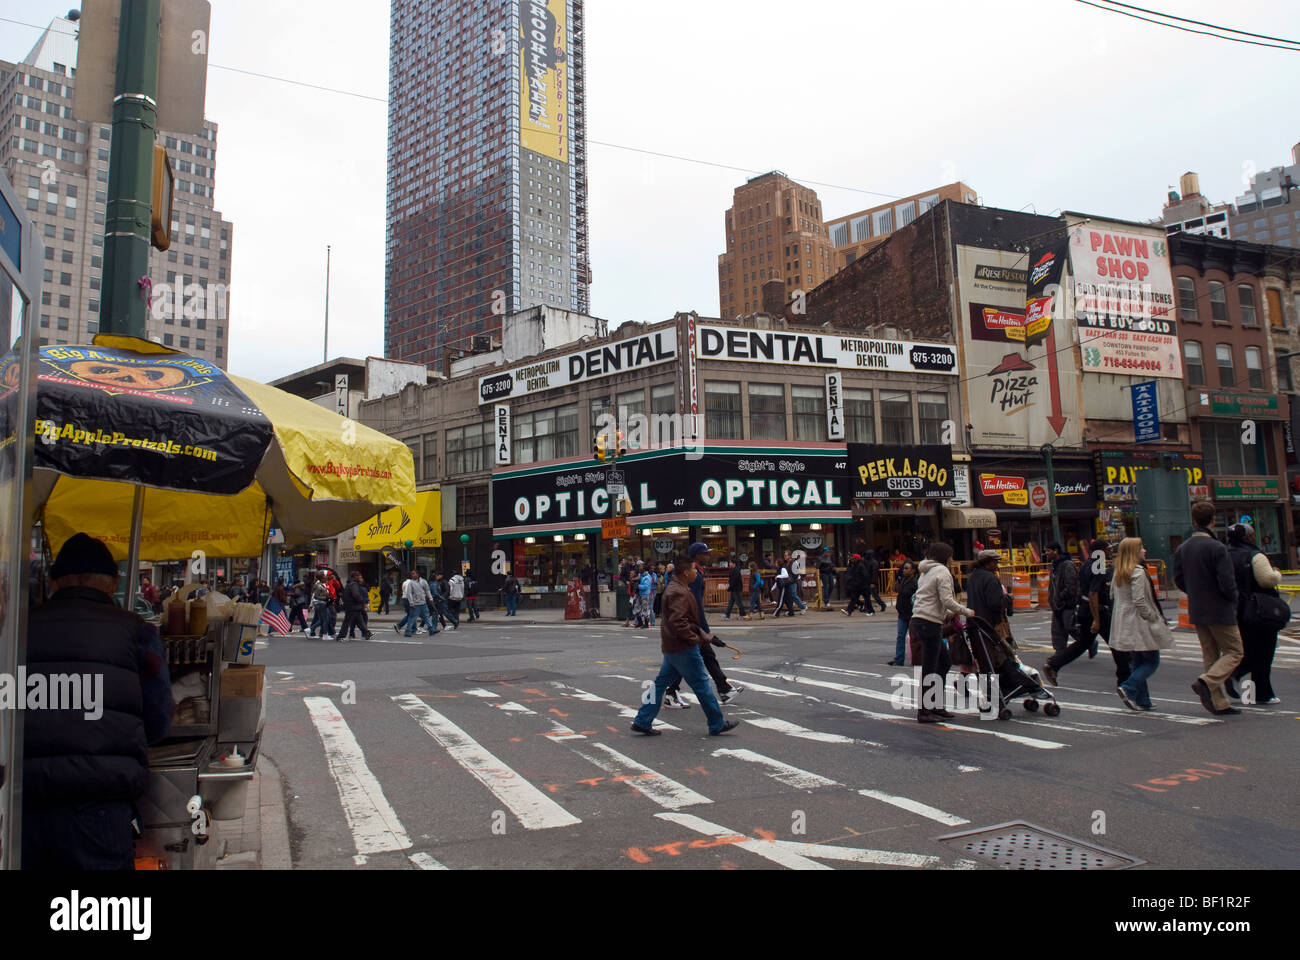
(256, 754, 293, 870)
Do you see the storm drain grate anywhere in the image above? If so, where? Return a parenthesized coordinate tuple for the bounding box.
(936, 822, 1145, 870)
(464, 673, 528, 683)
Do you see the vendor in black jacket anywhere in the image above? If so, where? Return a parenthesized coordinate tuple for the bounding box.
(966, 550, 1007, 626)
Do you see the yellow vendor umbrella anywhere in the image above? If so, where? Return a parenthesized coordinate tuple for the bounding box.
(20, 336, 415, 570)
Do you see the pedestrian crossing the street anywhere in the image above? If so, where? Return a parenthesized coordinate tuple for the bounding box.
(280, 656, 1289, 871)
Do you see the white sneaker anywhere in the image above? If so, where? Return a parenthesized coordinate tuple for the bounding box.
(322, 635, 333, 642)
(719, 684, 744, 705)
(662, 692, 692, 709)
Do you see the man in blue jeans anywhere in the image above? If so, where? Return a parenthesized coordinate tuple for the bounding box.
(632, 554, 739, 737)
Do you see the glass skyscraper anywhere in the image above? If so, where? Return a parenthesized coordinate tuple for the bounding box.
(386, 0, 590, 369)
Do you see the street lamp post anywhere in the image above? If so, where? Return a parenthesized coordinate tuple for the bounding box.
(460, 534, 470, 573)
(1040, 443, 1063, 547)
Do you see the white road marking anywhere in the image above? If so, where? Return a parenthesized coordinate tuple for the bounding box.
(776, 841, 941, 868)
(736, 714, 870, 745)
(550, 681, 681, 732)
(463, 689, 502, 698)
(730, 671, 1068, 750)
(958, 765, 981, 773)
(654, 812, 830, 870)
(712, 748, 838, 790)
(304, 697, 412, 856)
(803, 664, 889, 680)
(570, 742, 711, 810)
(408, 852, 449, 870)
(392, 694, 581, 830)
(856, 789, 970, 826)
(495, 702, 534, 713)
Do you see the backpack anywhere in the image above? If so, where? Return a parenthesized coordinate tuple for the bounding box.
(449, 576, 465, 600)
(1231, 545, 1290, 632)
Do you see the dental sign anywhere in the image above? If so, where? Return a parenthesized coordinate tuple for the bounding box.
(479, 331, 677, 402)
(696, 325, 957, 375)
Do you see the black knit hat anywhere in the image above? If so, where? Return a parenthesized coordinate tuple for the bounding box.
(50, 533, 119, 579)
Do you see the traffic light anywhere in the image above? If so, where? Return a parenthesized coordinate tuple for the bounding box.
(615, 430, 628, 459)
(594, 433, 608, 462)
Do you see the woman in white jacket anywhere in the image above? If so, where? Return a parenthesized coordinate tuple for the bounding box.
(910, 543, 974, 723)
(1109, 538, 1174, 711)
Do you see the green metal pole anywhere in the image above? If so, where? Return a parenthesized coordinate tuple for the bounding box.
(99, 0, 163, 338)
(1042, 444, 1063, 546)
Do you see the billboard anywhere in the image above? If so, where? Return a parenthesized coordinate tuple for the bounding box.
(518, 0, 569, 163)
(1067, 221, 1182, 379)
(848, 444, 956, 500)
(955, 246, 1084, 449)
(697, 324, 958, 375)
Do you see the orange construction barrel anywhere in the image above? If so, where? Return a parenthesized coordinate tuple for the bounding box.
(1013, 573, 1033, 610)
(1146, 564, 1161, 598)
(1036, 570, 1050, 607)
(1178, 595, 1191, 629)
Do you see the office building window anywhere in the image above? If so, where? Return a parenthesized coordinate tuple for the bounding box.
(1276, 350, 1294, 392)
(1201, 420, 1264, 476)
(1238, 285, 1257, 327)
(844, 389, 875, 443)
(1244, 346, 1264, 389)
(1209, 281, 1227, 323)
(650, 384, 678, 446)
(880, 392, 913, 445)
(446, 421, 491, 476)
(422, 433, 438, 480)
(918, 393, 950, 444)
(457, 484, 489, 528)
(792, 385, 825, 441)
(1184, 341, 1204, 386)
(617, 389, 646, 421)
(748, 383, 786, 441)
(705, 381, 742, 440)
(405, 438, 421, 481)
(1216, 344, 1234, 387)
(514, 404, 579, 463)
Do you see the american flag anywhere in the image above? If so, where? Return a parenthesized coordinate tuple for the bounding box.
(260, 597, 293, 636)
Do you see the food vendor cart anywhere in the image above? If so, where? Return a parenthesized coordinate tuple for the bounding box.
(17, 335, 416, 868)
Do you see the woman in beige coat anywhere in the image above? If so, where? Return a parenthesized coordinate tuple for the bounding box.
(1109, 538, 1174, 711)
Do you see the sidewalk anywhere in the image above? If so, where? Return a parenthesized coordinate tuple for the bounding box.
(214, 755, 292, 870)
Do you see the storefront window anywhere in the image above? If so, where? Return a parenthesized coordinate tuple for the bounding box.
(844, 388, 874, 443)
(749, 383, 786, 440)
(1200, 420, 1267, 475)
(705, 381, 742, 439)
(881, 392, 913, 445)
(512, 539, 589, 592)
(792, 385, 824, 441)
(918, 392, 949, 444)
(446, 420, 491, 476)
(515, 403, 579, 462)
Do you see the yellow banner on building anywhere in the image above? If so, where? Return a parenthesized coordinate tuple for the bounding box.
(518, 0, 569, 163)
(354, 490, 442, 551)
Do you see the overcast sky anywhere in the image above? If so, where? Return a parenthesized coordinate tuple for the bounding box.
(3, 0, 1298, 383)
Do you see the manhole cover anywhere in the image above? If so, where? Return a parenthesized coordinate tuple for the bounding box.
(936, 822, 1145, 870)
(464, 673, 527, 683)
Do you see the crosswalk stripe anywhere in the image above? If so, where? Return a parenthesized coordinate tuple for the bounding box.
(569, 742, 712, 810)
(856, 789, 970, 826)
(408, 853, 449, 870)
(392, 694, 581, 831)
(654, 812, 832, 870)
(730, 669, 1069, 749)
(550, 681, 682, 732)
(304, 697, 412, 857)
(712, 748, 838, 789)
(771, 840, 942, 868)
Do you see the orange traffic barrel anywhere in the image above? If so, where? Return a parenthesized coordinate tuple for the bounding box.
(1036, 570, 1050, 607)
(1146, 564, 1161, 598)
(1013, 573, 1033, 610)
(1177, 595, 1191, 629)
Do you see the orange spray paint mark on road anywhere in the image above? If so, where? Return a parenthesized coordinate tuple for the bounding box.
(548, 707, 570, 718)
(625, 848, 652, 864)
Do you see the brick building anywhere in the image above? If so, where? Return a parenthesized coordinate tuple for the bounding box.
(824, 181, 977, 271)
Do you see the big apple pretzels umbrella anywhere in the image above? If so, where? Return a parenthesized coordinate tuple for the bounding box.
(4, 336, 414, 593)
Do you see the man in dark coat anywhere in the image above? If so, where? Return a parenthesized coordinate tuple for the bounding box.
(1046, 542, 1080, 655)
(339, 571, 374, 642)
(1172, 501, 1243, 715)
(23, 534, 174, 870)
(842, 554, 868, 615)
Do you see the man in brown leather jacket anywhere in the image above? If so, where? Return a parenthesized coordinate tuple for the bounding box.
(630, 554, 739, 737)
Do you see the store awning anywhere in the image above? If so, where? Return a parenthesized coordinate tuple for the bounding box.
(943, 506, 997, 529)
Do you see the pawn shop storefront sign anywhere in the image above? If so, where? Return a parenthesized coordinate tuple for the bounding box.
(492, 448, 852, 538)
(848, 444, 956, 500)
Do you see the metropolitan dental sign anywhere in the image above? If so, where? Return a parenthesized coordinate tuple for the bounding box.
(697, 325, 957, 375)
(479, 330, 677, 403)
(493, 449, 852, 537)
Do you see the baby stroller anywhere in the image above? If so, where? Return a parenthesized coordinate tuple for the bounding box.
(959, 616, 1061, 720)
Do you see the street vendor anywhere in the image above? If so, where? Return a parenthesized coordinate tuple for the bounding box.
(22, 533, 175, 870)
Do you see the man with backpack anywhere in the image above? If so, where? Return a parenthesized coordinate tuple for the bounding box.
(1042, 541, 1126, 687)
(464, 569, 480, 622)
(1225, 523, 1285, 705)
(446, 571, 466, 626)
(503, 571, 520, 617)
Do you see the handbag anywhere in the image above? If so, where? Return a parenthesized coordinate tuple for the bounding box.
(1244, 590, 1291, 632)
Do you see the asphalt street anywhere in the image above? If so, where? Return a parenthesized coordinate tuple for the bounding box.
(256, 606, 1300, 871)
